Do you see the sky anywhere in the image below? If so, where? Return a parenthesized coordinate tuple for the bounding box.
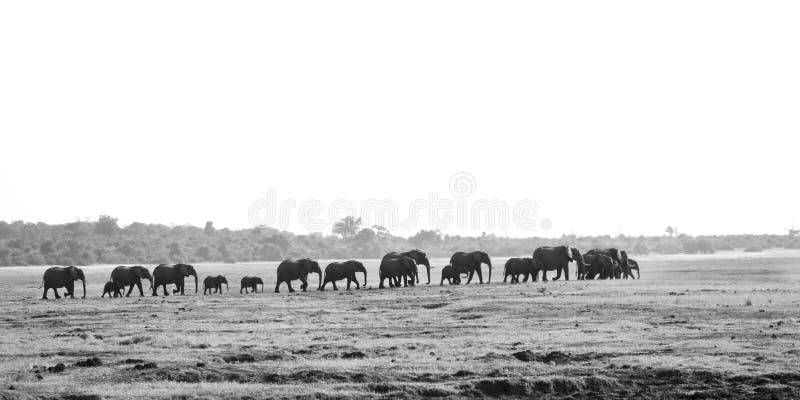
(1, 1, 798, 238)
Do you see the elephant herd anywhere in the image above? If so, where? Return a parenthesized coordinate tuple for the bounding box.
(38, 247, 640, 300)
(503, 246, 640, 283)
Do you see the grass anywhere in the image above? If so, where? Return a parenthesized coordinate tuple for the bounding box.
(1, 251, 800, 398)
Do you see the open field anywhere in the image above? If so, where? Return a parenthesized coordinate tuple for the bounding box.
(1, 251, 800, 399)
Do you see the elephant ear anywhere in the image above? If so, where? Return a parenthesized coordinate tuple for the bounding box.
(472, 252, 481, 262)
(69, 267, 80, 279)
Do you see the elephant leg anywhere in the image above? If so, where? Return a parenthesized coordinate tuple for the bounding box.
(541, 269, 548, 281)
(137, 282, 144, 297)
(42, 286, 49, 300)
(300, 279, 308, 291)
(163, 284, 170, 296)
(274, 281, 282, 293)
(332, 281, 339, 291)
(379, 277, 385, 289)
(125, 284, 133, 297)
(466, 270, 474, 284)
(476, 269, 484, 284)
(319, 280, 328, 291)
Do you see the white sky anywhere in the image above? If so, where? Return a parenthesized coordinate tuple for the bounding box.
(1, 1, 798, 238)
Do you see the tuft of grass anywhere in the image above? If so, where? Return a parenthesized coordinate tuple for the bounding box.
(119, 336, 151, 346)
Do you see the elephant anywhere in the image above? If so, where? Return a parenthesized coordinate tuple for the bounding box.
(532, 246, 574, 281)
(449, 251, 492, 284)
(585, 248, 632, 279)
(110, 266, 153, 297)
(382, 250, 431, 285)
(152, 263, 197, 296)
(440, 264, 469, 286)
(320, 260, 367, 291)
(503, 257, 543, 283)
(240, 276, 264, 294)
(203, 275, 228, 295)
(582, 254, 615, 279)
(102, 281, 123, 298)
(40, 266, 86, 299)
(627, 258, 641, 279)
(274, 259, 322, 293)
(379, 256, 417, 288)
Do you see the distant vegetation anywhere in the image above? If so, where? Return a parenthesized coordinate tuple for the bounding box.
(0, 216, 798, 267)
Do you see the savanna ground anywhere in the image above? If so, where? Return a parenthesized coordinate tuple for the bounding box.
(1, 251, 799, 399)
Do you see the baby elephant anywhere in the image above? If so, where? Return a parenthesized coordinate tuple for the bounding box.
(102, 281, 123, 298)
(240, 276, 264, 294)
(503, 258, 542, 283)
(440, 264, 465, 286)
(203, 275, 228, 295)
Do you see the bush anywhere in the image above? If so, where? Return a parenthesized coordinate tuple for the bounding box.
(744, 246, 763, 253)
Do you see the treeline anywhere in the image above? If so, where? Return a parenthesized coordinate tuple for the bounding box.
(0, 216, 798, 267)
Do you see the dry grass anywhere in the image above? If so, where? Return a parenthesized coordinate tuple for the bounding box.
(1, 251, 800, 399)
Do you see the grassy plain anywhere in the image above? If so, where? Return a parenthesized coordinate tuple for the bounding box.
(1, 250, 799, 399)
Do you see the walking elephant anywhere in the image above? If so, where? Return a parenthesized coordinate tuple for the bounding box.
(102, 281, 123, 298)
(585, 248, 632, 279)
(532, 246, 574, 281)
(440, 264, 469, 286)
(382, 250, 431, 285)
(274, 259, 322, 293)
(503, 258, 543, 283)
(203, 275, 228, 295)
(320, 260, 367, 291)
(152, 264, 197, 296)
(110, 266, 153, 297)
(240, 276, 264, 294)
(582, 254, 615, 279)
(40, 266, 86, 299)
(450, 251, 492, 284)
(379, 257, 417, 288)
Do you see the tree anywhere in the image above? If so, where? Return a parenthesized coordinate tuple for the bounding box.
(95, 215, 119, 237)
(409, 229, 443, 248)
(332, 216, 361, 240)
(204, 221, 215, 236)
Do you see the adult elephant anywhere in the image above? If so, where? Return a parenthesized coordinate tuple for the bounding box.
(382, 250, 431, 285)
(585, 248, 632, 279)
(320, 260, 367, 291)
(274, 259, 322, 293)
(379, 256, 417, 288)
(41, 266, 86, 299)
(532, 246, 573, 281)
(582, 254, 615, 279)
(627, 258, 641, 279)
(110, 266, 153, 297)
(203, 275, 228, 295)
(503, 258, 542, 283)
(152, 264, 197, 296)
(240, 276, 264, 294)
(450, 251, 492, 284)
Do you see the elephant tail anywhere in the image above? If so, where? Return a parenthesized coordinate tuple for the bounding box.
(38, 279, 44, 289)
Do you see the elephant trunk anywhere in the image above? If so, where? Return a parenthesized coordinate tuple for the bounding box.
(193, 274, 198, 293)
(317, 272, 322, 290)
(81, 279, 86, 299)
(488, 265, 492, 283)
(363, 270, 368, 287)
(225, 282, 229, 292)
(147, 277, 153, 290)
(424, 262, 431, 285)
